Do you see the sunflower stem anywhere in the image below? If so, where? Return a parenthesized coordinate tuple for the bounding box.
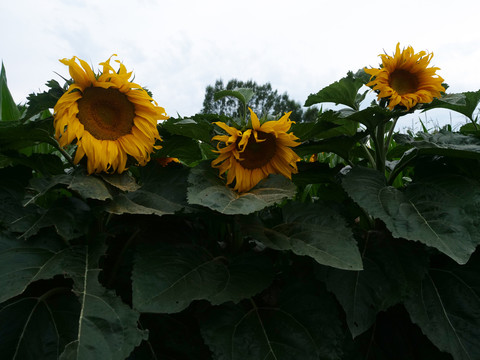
(385, 116, 399, 153)
(361, 142, 376, 169)
(374, 122, 386, 175)
(52, 138, 75, 167)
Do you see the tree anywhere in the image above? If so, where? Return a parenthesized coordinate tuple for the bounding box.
(201, 79, 317, 122)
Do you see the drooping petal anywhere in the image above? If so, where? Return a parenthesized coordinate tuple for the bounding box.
(211, 109, 301, 193)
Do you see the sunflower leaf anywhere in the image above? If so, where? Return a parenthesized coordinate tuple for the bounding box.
(405, 252, 480, 360)
(390, 131, 480, 160)
(199, 281, 344, 360)
(187, 163, 296, 215)
(60, 242, 146, 360)
(132, 244, 274, 313)
(132, 244, 228, 313)
(0, 290, 81, 359)
(155, 134, 204, 165)
(24, 79, 65, 120)
(323, 237, 428, 338)
(14, 197, 92, 241)
(291, 110, 358, 141)
(208, 252, 275, 306)
(0, 231, 67, 303)
(304, 71, 366, 110)
(0, 118, 57, 151)
(243, 202, 363, 271)
(161, 116, 214, 143)
(421, 90, 480, 121)
(105, 162, 191, 216)
(342, 166, 480, 264)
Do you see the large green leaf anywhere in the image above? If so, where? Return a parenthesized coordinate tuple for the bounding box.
(0, 118, 57, 151)
(291, 110, 358, 141)
(0, 63, 21, 121)
(245, 202, 362, 270)
(27, 169, 112, 205)
(0, 290, 80, 359)
(391, 131, 480, 160)
(421, 90, 480, 121)
(105, 163, 190, 216)
(405, 252, 480, 360)
(155, 134, 204, 165)
(132, 244, 274, 313)
(323, 237, 428, 338)
(187, 162, 296, 215)
(161, 116, 214, 143)
(132, 244, 226, 313)
(60, 242, 146, 360)
(0, 165, 33, 229)
(199, 281, 344, 360)
(342, 106, 403, 131)
(209, 253, 275, 306)
(342, 166, 480, 264)
(13, 197, 92, 241)
(100, 172, 140, 192)
(304, 71, 365, 110)
(294, 132, 367, 160)
(24, 79, 65, 120)
(0, 232, 67, 303)
(0, 152, 65, 175)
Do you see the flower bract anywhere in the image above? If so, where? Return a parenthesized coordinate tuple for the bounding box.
(365, 43, 445, 110)
(211, 108, 301, 193)
(53, 55, 168, 174)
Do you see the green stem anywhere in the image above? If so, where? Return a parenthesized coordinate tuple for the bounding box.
(52, 137, 75, 167)
(385, 116, 399, 153)
(469, 116, 479, 130)
(374, 122, 386, 175)
(361, 143, 376, 169)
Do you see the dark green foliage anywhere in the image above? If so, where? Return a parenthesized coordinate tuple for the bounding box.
(1, 61, 480, 360)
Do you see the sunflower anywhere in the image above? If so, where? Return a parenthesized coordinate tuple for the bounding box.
(211, 108, 301, 193)
(53, 55, 168, 174)
(364, 43, 445, 110)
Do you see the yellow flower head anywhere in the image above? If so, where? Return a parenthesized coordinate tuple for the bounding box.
(364, 43, 445, 110)
(211, 108, 301, 193)
(53, 55, 168, 174)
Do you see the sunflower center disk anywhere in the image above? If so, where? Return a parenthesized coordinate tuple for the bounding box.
(77, 87, 135, 140)
(389, 69, 419, 95)
(238, 131, 276, 170)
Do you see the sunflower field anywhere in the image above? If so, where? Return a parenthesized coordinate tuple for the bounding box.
(1, 45, 480, 360)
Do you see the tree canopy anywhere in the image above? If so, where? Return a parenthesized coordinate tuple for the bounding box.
(201, 79, 317, 122)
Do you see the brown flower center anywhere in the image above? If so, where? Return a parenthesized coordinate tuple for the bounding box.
(77, 87, 135, 140)
(389, 69, 419, 95)
(238, 131, 276, 169)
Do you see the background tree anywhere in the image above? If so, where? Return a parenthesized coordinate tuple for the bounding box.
(201, 79, 317, 122)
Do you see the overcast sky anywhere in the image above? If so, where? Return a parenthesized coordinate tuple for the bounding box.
(1, 0, 479, 130)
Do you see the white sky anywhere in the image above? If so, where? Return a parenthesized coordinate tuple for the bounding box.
(1, 0, 480, 130)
